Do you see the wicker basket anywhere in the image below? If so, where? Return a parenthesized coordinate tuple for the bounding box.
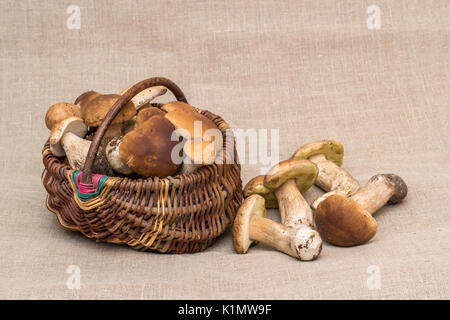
(41, 77, 243, 254)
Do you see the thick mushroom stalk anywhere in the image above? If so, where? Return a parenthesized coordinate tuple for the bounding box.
(351, 174, 408, 214)
(315, 173, 407, 246)
(263, 159, 319, 228)
(49, 117, 112, 175)
(291, 140, 360, 210)
(233, 195, 322, 261)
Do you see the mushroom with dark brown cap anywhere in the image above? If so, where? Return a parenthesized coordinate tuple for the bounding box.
(45, 102, 82, 130)
(136, 106, 165, 129)
(49, 117, 112, 175)
(291, 140, 361, 210)
(243, 175, 278, 209)
(315, 173, 408, 247)
(263, 159, 318, 228)
(74, 90, 100, 109)
(233, 194, 322, 261)
(119, 115, 181, 178)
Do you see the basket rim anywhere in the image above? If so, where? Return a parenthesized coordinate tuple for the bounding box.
(42, 108, 237, 186)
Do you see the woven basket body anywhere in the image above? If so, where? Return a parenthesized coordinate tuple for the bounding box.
(41, 78, 242, 254)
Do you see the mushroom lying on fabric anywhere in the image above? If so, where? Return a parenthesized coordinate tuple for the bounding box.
(291, 140, 360, 210)
(314, 173, 408, 247)
(162, 101, 222, 174)
(248, 159, 318, 229)
(49, 117, 113, 175)
(232, 194, 322, 261)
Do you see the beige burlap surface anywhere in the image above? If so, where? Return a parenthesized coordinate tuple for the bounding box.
(0, 0, 449, 299)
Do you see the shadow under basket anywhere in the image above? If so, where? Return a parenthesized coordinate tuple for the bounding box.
(41, 77, 243, 254)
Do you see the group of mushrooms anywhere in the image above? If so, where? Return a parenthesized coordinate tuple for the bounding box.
(233, 140, 408, 261)
(45, 86, 222, 179)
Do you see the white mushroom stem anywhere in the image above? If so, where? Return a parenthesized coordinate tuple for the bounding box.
(125, 86, 167, 110)
(273, 179, 314, 228)
(249, 216, 322, 261)
(350, 175, 396, 214)
(60, 132, 92, 170)
(105, 137, 133, 175)
(61, 133, 113, 175)
(309, 153, 360, 210)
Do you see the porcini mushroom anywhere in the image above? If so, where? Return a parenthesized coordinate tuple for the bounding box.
(105, 137, 133, 175)
(162, 101, 222, 173)
(291, 140, 360, 210)
(315, 173, 408, 246)
(243, 175, 278, 209)
(233, 194, 322, 261)
(74, 90, 100, 109)
(49, 117, 112, 175)
(119, 115, 181, 178)
(263, 159, 318, 228)
(135, 106, 165, 129)
(45, 102, 82, 130)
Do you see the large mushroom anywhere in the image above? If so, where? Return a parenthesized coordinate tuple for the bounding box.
(117, 115, 181, 178)
(291, 140, 361, 210)
(233, 194, 322, 261)
(253, 159, 318, 228)
(315, 173, 408, 246)
(162, 101, 222, 173)
(49, 117, 113, 175)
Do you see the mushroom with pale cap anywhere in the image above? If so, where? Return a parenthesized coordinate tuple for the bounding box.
(243, 175, 278, 209)
(263, 159, 318, 228)
(315, 173, 408, 246)
(49, 117, 113, 175)
(162, 101, 222, 173)
(232, 194, 322, 261)
(118, 115, 181, 178)
(291, 140, 360, 210)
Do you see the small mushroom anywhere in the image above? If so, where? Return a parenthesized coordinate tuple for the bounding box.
(291, 140, 360, 210)
(315, 173, 408, 246)
(243, 175, 278, 209)
(232, 195, 322, 261)
(162, 101, 222, 173)
(119, 115, 181, 178)
(263, 159, 318, 228)
(45, 102, 82, 130)
(49, 117, 113, 175)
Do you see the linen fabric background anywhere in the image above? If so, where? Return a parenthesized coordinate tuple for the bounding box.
(0, 0, 449, 299)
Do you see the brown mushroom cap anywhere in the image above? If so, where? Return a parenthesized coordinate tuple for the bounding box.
(183, 139, 218, 166)
(291, 140, 344, 166)
(136, 107, 165, 129)
(45, 103, 82, 130)
(243, 175, 278, 209)
(81, 94, 136, 127)
(119, 115, 180, 178)
(264, 159, 318, 193)
(74, 91, 100, 109)
(232, 194, 267, 254)
(315, 194, 378, 246)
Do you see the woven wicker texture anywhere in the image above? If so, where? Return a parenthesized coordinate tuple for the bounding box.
(42, 103, 243, 254)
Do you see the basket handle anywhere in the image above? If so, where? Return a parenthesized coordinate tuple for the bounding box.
(81, 77, 188, 184)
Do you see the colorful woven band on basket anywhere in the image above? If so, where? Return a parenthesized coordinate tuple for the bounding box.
(71, 171, 109, 201)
